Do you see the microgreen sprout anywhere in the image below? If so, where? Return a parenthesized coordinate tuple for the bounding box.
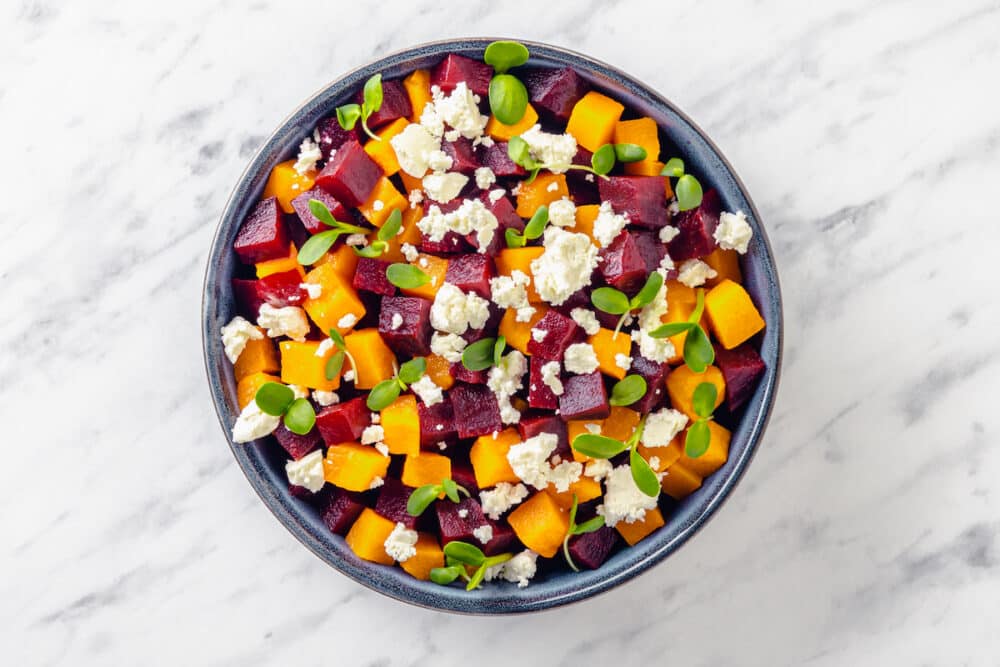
(297, 199, 373, 265)
(460, 336, 507, 372)
(684, 382, 718, 458)
(366, 357, 427, 411)
(608, 374, 648, 407)
(406, 477, 472, 517)
(571, 416, 659, 497)
(504, 205, 548, 248)
(562, 494, 607, 572)
(429, 541, 514, 591)
(590, 270, 664, 337)
(507, 137, 647, 183)
(354, 209, 403, 258)
(647, 288, 715, 373)
(660, 157, 703, 211)
(385, 262, 430, 290)
(254, 382, 316, 435)
(484, 41, 530, 126)
(323, 328, 357, 381)
(336, 73, 384, 141)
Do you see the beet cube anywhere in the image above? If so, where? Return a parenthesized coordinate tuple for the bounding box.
(378, 296, 432, 357)
(599, 176, 668, 229)
(353, 79, 412, 130)
(599, 232, 648, 293)
(524, 67, 589, 122)
(450, 384, 503, 438)
(528, 357, 560, 410)
(445, 253, 495, 299)
(418, 398, 457, 448)
(315, 140, 382, 207)
(669, 189, 721, 261)
(291, 188, 349, 235)
(233, 197, 290, 264)
(375, 478, 421, 529)
(482, 520, 519, 556)
(630, 355, 669, 414)
(315, 116, 360, 160)
(451, 462, 480, 497)
(518, 414, 570, 459)
(474, 193, 524, 256)
(560, 372, 610, 421)
(320, 489, 366, 535)
(289, 484, 316, 500)
(232, 278, 265, 320)
(567, 525, 619, 570)
(352, 257, 395, 297)
(273, 422, 321, 460)
(450, 362, 487, 385)
(714, 343, 766, 411)
(441, 136, 480, 174)
(431, 54, 493, 96)
(315, 397, 371, 446)
(477, 141, 527, 178)
(630, 231, 667, 275)
(527, 310, 581, 361)
(435, 498, 512, 554)
(420, 230, 471, 254)
(255, 268, 308, 307)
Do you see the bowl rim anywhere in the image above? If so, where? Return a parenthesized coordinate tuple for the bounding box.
(202, 37, 783, 614)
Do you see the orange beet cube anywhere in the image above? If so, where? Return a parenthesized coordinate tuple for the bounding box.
(343, 328, 396, 390)
(263, 159, 315, 213)
(380, 394, 420, 456)
(400, 254, 448, 300)
(573, 204, 600, 241)
(498, 306, 548, 355)
(507, 491, 569, 558)
(279, 340, 339, 391)
(637, 439, 682, 473)
(236, 371, 280, 409)
(425, 354, 455, 390)
(486, 102, 539, 141)
(515, 172, 568, 218)
(667, 421, 731, 477)
(400, 533, 444, 580)
(588, 327, 632, 380)
(255, 242, 305, 279)
(547, 477, 602, 510)
(703, 247, 742, 286)
(358, 177, 408, 227)
(661, 462, 702, 500)
(469, 428, 522, 488)
(401, 451, 452, 489)
(314, 244, 359, 283)
(567, 419, 602, 462)
(345, 508, 396, 565)
(303, 262, 367, 335)
(566, 91, 625, 152)
(495, 246, 545, 303)
(616, 506, 665, 546)
(704, 279, 765, 349)
(601, 406, 641, 442)
(324, 443, 390, 492)
(233, 332, 278, 381)
(403, 69, 432, 124)
(614, 117, 661, 176)
(665, 365, 726, 421)
(364, 119, 409, 176)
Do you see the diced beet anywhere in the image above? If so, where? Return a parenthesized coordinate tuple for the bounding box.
(450, 384, 503, 438)
(450, 362, 487, 385)
(599, 232, 648, 293)
(524, 67, 589, 122)
(233, 197, 290, 264)
(315, 116, 360, 160)
(315, 140, 382, 207)
(435, 498, 510, 554)
(477, 141, 526, 178)
(552, 287, 591, 317)
(232, 278, 265, 320)
(669, 189, 721, 261)
(375, 478, 420, 530)
(418, 398, 457, 448)
(567, 525, 619, 569)
(315, 397, 371, 446)
(441, 137, 479, 174)
(714, 343, 766, 411)
(599, 176, 668, 229)
(528, 357, 560, 410)
(474, 193, 524, 256)
(289, 484, 316, 500)
(255, 269, 307, 307)
(445, 253, 495, 299)
(273, 422, 321, 460)
(353, 79, 412, 130)
(630, 355, 669, 414)
(352, 257, 395, 297)
(630, 231, 669, 275)
(320, 489, 366, 535)
(431, 54, 493, 96)
(378, 296, 432, 357)
(291, 188, 349, 235)
(451, 462, 480, 497)
(420, 230, 471, 254)
(559, 372, 610, 421)
(527, 310, 581, 360)
(518, 414, 570, 459)
(482, 520, 519, 557)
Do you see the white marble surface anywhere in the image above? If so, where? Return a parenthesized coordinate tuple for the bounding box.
(4, 0, 1000, 664)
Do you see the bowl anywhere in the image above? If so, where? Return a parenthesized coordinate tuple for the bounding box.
(202, 38, 782, 614)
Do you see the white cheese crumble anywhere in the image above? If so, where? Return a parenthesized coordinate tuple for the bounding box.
(563, 343, 599, 374)
(375, 443, 390, 457)
(293, 137, 323, 175)
(458, 508, 469, 519)
(361, 424, 385, 445)
(390, 123, 441, 177)
(677, 259, 718, 288)
(410, 375, 444, 407)
(315, 337, 335, 357)
(540, 361, 564, 396)
(221, 316, 263, 364)
(488, 188, 506, 203)
(485, 549, 538, 588)
(427, 150, 454, 172)
(531, 328, 547, 343)
(421, 82, 489, 140)
(342, 369, 355, 382)
(658, 225, 680, 243)
(598, 465, 659, 527)
(369, 476, 385, 489)
(430, 332, 468, 362)
(530, 227, 599, 306)
(422, 172, 469, 204)
(506, 433, 558, 488)
(337, 313, 358, 329)
(488, 351, 528, 425)
(548, 460, 584, 493)
(592, 201, 629, 248)
(430, 283, 491, 334)
(614, 353, 632, 372)
(345, 233, 367, 247)
(418, 199, 498, 252)
(257, 304, 309, 342)
(520, 125, 578, 173)
(285, 450, 325, 492)
(384, 522, 419, 562)
(313, 390, 340, 406)
(401, 243, 420, 262)
(548, 198, 577, 228)
(570, 308, 601, 335)
(489, 270, 535, 322)
(546, 181, 559, 192)
(642, 408, 689, 447)
(231, 400, 281, 443)
(300, 282, 323, 299)
(474, 166, 496, 190)
(659, 253, 676, 272)
(479, 482, 529, 520)
(632, 328, 676, 363)
(585, 422, 602, 434)
(584, 458, 613, 481)
(472, 524, 494, 545)
(408, 189, 424, 208)
(715, 210, 753, 254)
(390, 313, 404, 330)
(372, 199, 384, 212)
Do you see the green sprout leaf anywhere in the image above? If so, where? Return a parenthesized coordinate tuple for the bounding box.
(661, 157, 685, 178)
(441, 478, 460, 503)
(609, 375, 648, 407)
(297, 230, 340, 265)
(571, 433, 629, 459)
(614, 143, 647, 163)
(324, 350, 345, 381)
(630, 446, 660, 497)
(489, 73, 529, 125)
(336, 103, 362, 131)
(254, 382, 295, 416)
(397, 357, 427, 386)
(484, 40, 530, 73)
(575, 516, 606, 534)
(648, 321, 695, 339)
(505, 227, 526, 249)
(354, 242, 387, 258)
(630, 271, 664, 310)
(683, 325, 715, 373)
(283, 398, 316, 435)
(591, 287, 631, 315)
(507, 135, 541, 171)
(676, 174, 704, 211)
(366, 378, 401, 411)
(461, 337, 497, 372)
(386, 263, 430, 289)
(363, 74, 384, 115)
(591, 144, 616, 175)
(523, 206, 549, 240)
(443, 541, 486, 567)
(328, 329, 346, 348)
(377, 209, 403, 241)
(685, 420, 711, 458)
(309, 198, 338, 226)
(492, 336, 507, 367)
(429, 565, 463, 585)
(407, 484, 441, 516)
(691, 382, 718, 419)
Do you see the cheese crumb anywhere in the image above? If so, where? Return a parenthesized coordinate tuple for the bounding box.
(479, 482, 529, 520)
(563, 343, 599, 374)
(598, 465, 659, 527)
(421, 82, 489, 140)
(257, 304, 309, 342)
(285, 450, 325, 492)
(530, 227, 599, 306)
(430, 332, 468, 362)
(484, 549, 538, 588)
(570, 308, 601, 336)
(584, 458, 613, 481)
(430, 283, 491, 334)
(390, 123, 442, 177)
(506, 433, 558, 488)
(592, 201, 629, 248)
(489, 270, 535, 322)
(519, 125, 578, 173)
(418, 199, 498, 253)
(300, 282, 323, 299)
(488, 188, 506, 203)
(345, 233, 367, 247)
(474, 166, 496, 190)
(614, 353, 632, 372)
(401, 243, 420, 262)
(540, 360, 564, 396)
(221, 315, 263, 364)
(314, 337, 334, 357)
(231, 400, 281, 443)
(658, 225, 680, 243)
(422, 172, 469, 204)
(408, 189, 424, 208)
(714, 210, 753, 254)
(369, 476, 385, 489)
(472, 525, 494, 545)
(548, 198, 577, 228)
(361, 424, 385, 445)
(293, 137, 323, 175)
(337, 313, 358, 329)
(384, 522, 419, 562)
(410, 375, 444, 407)
(488, 351, 527, 425)
(458, 508, 469, 519)
(642, 408, 689, 447)
(313, 390, 340, 406)
(372, 199, 385, 212)
(677, 259, 718, 288)
(531, 328, 547, 343)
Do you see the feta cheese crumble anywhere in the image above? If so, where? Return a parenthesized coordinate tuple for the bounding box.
(472, 525, 494, 545)
(598, 465, 659, 527)
(563, 343, 599, 374)
(519, 125, 578, 173)
(285, 450, 325, 492)
(484, 549, 537, 588)
(390, 123, 441, 177)
(314, 337, 335, 357)
(345, 233, 367, 247)
(643, 408, 689, 447)
(231, 400, 281, 443)
(421, 82, 489, 140)
(458, 508, 469, 519)
(531, 328, 547, 343)
(592, 201, 629, 248)
(418, 199, 499, 253)
(408, 189, 424, 208)
(489, 270, 535, 322)
(312, 390, 340, 406)
(293, 137, 323, 175)
(632, 328, 676, 364)
(337, 313, 358, 329)
(570, 308, 601, 335)
(221, 315, 263, 364)
(384, 522, 419, 562)
(677, 259, 718, 288)
(488, 188, 506, 203)
(530, 227, 599, 306)
(506, 433, 558, 488)
(488, 351, 528, 425)
(658, 225, 680, 243)
(257, 304, 309, 342)
(479, 482, 529, 520)
(430, 283, 491, 334)
(714, 210, 753, 254)
(300, 282, 322, 299)
(421, 172, 469, 204)
(430, 332, 468, 362)
(614, 353, 632, 372)
(361, 425, 385, 445)
(548, 198, 577, 228)
(540, 361, 564, 396)
(474, 166, 496, 190)
(401, 243, 420, 262)
(584, 458, 613, 481)
(409, 374, 444, 407)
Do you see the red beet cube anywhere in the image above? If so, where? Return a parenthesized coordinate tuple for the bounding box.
(669, 189, 721, 261)
(450, 384, 503, 438)
(375, 478, 421, 530)
(273, 422, 321, 460)
(233, 197, 290, 264)
(255, 268, 308, 307)
(289, 484, 316, 500)
(378, 296, 432, 357)
(559, 372, 610, 421)
(482, 520, 519, 556)
(315, 140, 382, 207)
(291, 188, 349, 235)
(320, 489, 366, 535)
(315, 398, 371, 446)
(445, 253, 495, 299)
(352, 257, 395, 297)
(420, 232, 470, 254)
(527, 310, 581, 361)
(598, 176, 668, 229)
(599, 231, 648, 293)
(567, 525, 619, 569)
(451, 462, 480, 497)
(441, 137, 480, 174)
(630, 355, 669, 414)
(353, 79, 412, 130)
(524, 67, 589, 122)
(431, 54, 493, 96)
(477, 141, 527, 178)
(714, 343, 766, 411)
(435, 498, 512, 555)
(450, 362, 488, 385)
(315, 116, 360, 160)
(630, 231, 668, 275)
(474, 193, 524, 256)
(232, 278, 265, 320)
(418, 398, 457, 448)
(528, 357, 560, 410)
(518, 414, 570, 459)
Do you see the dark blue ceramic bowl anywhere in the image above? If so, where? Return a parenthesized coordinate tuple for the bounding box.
(203, 38, 782, 614)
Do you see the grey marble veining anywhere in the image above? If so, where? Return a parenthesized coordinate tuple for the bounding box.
(3, 0, 999, 664)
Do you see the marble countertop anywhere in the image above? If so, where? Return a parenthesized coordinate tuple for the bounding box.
(5, 0, 999, 664)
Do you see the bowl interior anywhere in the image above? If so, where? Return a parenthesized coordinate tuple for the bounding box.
(202, 38, 782, 614)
